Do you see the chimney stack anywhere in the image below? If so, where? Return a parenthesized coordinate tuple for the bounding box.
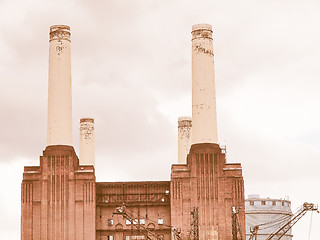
(80, 118, 95, 166)
(47, 25, 72, 146)
(178, 116, 192, 164)
(191, 24, 218, 144)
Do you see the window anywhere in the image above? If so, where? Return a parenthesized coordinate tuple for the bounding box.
(107, 236, 114, 240)
(250, 201, 254, 205)
(158, 218, 163, 225)
(126, 219, 131, 225)
(139, 219, 145, 225)
(108, 219, 113, 226)
(282, 201, 284, 206)
(126, 236, 145, 240)
(272, 201, 276, 206)
(133, 219, 138, 225)
(261, 201, 266, 205)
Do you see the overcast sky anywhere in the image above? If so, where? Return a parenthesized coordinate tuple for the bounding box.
(0, 0, 319, 239)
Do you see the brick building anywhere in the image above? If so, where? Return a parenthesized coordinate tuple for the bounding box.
(21, 24, 245, 240)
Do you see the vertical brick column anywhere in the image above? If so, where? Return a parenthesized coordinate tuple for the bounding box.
(21, 145, 96, 240)
(171, 143, 245, 240)
(21, 182, 33, 239)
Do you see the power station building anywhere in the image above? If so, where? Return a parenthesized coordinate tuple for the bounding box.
(21, 24, 245, 240)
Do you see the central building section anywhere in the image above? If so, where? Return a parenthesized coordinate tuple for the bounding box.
(96, 182, 171, 239)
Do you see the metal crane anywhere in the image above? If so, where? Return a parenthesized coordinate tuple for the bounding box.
(248, 202, 319, 240)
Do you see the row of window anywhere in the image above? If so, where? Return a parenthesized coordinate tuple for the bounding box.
(248, 200, 290, 206)
(104, 197, 168, 204)
(107, 235, 164, 240)
(125, 236, 146, 240)
(108, 218, 164, 226)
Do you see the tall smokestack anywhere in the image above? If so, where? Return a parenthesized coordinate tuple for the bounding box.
(47, 25, 72, 146)
(191, 24, 218, 144)
(178, 116, 192, 164)
(79, 118, 95, 166)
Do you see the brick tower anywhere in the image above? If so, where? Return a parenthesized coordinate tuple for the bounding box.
(170, 24, 245, 240)
(21, 25, 96, 240)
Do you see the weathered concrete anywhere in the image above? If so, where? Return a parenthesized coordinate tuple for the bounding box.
(192, 24, 218, 144)
(80, 118, 95, 166)
(178, 116, 192, 164)
(47, 25, 73, 146)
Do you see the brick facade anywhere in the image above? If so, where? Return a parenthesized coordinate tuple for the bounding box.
(96, 181, 171, 240)
(21, 143, 244, 240)
(171, 143, 245, 239)
(21, 145, 96, 240)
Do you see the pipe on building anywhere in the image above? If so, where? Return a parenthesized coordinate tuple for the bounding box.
(47, 25, 73, 146)
(178, 116, 192, 164)
(80, 118, 95, 166)
(191, 24, 218, 144)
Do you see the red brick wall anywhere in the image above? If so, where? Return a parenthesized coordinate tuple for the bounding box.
(171, 143, 245, 240)
(21, 145, 96, 240)
(21, 144, 245, 240)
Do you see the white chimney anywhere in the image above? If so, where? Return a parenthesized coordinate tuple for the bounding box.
(79, 118, 95, 166)
(47, 25, 72, 146)
(191, 24, 218, 144)
(178, 116, 192, 164)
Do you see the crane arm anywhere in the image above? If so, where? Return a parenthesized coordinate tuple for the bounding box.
(248, 202, 318, 240)
(114, 206, 160, 240)
(114, 205, 182, 240)
(266, 202, 318, 240)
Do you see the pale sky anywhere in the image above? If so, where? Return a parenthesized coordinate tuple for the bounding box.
(0, 0, 319, 239)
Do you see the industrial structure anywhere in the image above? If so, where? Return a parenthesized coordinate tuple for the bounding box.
(21, 24, 245, 239)
(177, 116, 192, 164)
(245, 195, 293, 240)
(245, 195, 318, 240)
